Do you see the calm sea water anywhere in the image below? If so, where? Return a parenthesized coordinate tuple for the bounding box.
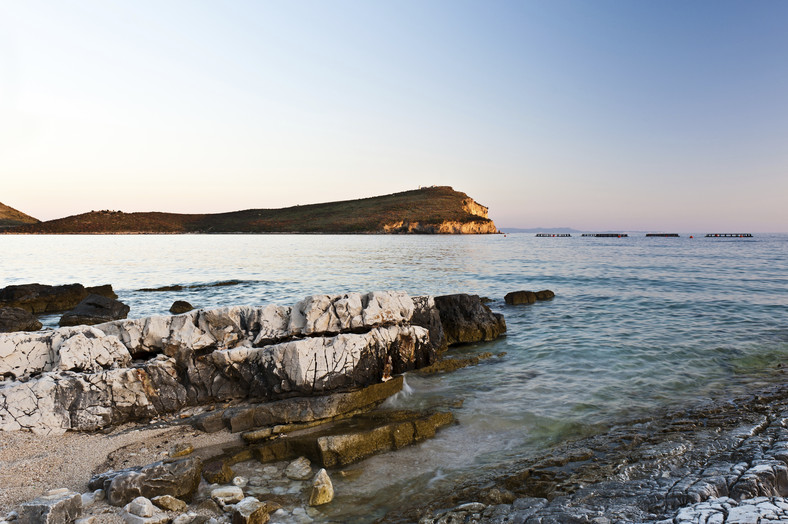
(2, 233, 787, 520)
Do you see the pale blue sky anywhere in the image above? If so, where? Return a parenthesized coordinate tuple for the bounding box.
(1, 1, 786, 231)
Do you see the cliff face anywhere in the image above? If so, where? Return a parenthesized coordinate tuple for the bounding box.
(5, 186, 499, 234)
(382, 220, 499, 234)
(0, 202, 39, 228)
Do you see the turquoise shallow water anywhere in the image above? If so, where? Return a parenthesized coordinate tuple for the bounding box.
(2, 233, 787, 519)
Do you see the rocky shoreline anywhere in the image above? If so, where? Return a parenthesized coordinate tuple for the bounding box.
(406, 374, 788, 523)
(5, 284, 787, 523)
(0, 288, 510, 523)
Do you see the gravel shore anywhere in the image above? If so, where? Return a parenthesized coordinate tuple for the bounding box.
(0, 422, 242, 517)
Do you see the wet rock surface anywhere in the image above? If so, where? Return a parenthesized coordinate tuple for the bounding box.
(409, 382, 788, 523)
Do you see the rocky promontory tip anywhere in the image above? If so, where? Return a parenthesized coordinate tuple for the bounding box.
(3, 187, 499, 235)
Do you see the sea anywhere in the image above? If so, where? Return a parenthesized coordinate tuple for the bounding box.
(2, 232, 787, 521)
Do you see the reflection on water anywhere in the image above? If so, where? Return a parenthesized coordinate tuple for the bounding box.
(1, 233, 787, 520)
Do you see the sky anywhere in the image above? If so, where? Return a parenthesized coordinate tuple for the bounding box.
(1, 0, 787, 232)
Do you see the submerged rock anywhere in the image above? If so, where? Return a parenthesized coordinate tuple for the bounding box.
(59, 294, 130, 326)
(0, 307, 42, 333)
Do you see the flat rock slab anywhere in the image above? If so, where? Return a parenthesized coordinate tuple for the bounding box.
(227, 375, 404, 435)
(251, 409, 454, 468)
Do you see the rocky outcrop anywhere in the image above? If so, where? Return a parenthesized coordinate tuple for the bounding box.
(504, 289, 555, 305)
(0, 290, 507, 435)
(59, 294, 130, 326)
(0, 307, 42, 333)
(0, 283, 117, 314)
(0, 292, 443, 434)
(433, 294, 506, 345)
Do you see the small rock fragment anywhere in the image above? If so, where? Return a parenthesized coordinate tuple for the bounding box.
(171, 443, 195, 458)
(125, 497, 155, 518)
(308, 469, 334, 506)
(151, 495, 187, 512)
(285, 457, 313, 481)
(211, 486, 245, 506)
(231, 497, 271, 524)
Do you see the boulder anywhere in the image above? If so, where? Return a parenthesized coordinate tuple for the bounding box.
(151, 495, 187, 512)
(0, 307, 42, 332)
(309, 469, 334, 506)
(504, 291, 536, 305)
(433, 294, 506, 345)
(89, 456, 202, 506)
(505, 289, 555, 305)
(0, 283, 116, 314)
(18, 489, 82, 524)
(59, 294, 130, 326)
(169, 301, 194, 314)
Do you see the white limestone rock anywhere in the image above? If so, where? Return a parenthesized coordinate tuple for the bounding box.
(0, 332, 53, 380)
(362, 291, 414, 326)
(54, 328, 131, 372)
(252, 304, 292, 345)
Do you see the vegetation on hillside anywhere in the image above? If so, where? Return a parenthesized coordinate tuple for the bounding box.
(5, 187, 498, 234)
(0, 202, 39, 228)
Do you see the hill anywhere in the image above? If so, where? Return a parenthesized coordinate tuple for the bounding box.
(0, 202, 39, 228)
(5, 187, 499, 234)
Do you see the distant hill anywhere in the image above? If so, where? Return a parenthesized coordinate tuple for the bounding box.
(0, 202, 39, 228)
(5, 187, 499, 235)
